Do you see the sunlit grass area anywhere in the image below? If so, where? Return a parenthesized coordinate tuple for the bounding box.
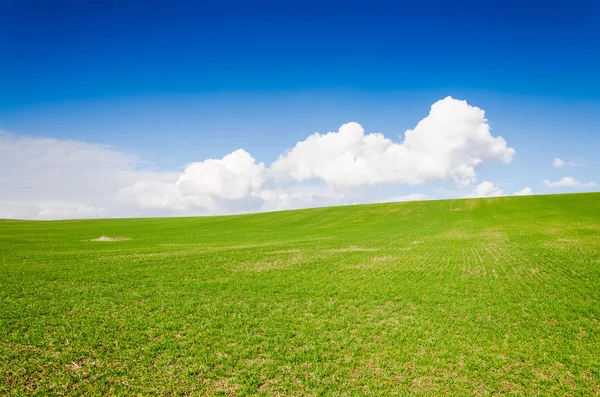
(1, 193, 599, 395)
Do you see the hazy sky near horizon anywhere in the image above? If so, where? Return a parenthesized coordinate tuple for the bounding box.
(1, 0, 599, 219)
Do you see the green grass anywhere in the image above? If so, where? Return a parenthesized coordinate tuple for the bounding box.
(1, 193, 599, 396)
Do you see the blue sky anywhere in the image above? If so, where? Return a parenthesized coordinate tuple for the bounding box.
(1, 0, 599, 219)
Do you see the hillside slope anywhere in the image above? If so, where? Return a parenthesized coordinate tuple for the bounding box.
(1, 193, 599, 395)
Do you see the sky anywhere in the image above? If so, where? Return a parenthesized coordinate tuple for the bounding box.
(1, 0, 599, 219)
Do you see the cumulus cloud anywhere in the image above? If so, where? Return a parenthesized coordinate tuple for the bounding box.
(0, 97, 519, 219)
(514, 187, 533, 196)
(466, 181, 504, 198)
(543, 177, 597, 189)
(118, 150, 267, 214)
(553, 158, 566, 168)
(271, 97, 515, 188)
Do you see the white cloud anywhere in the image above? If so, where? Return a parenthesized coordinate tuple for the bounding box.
(259, 184, 348, 212)
(553, 158, 585, 168)
(117, 150, 267, 214)
(380, 194, 430, 203)
(543, 177, 597, 189)
(271, 97, 515, 187)
(466, 181, 504, 198)
(0, 97, 518, 219)
(34, 204, 107, 220)
(514, 187, 533, 196)
(0, 131, 178, 219)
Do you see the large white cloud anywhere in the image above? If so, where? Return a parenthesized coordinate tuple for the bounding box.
(117, 150, 267, 214)
(0, 97, 519, 219)
(0, 132, 178, 219)
(271, 97, 515, 187)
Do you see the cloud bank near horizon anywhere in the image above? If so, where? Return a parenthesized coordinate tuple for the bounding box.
(0, 96, 565, 220)
(543, 177, 597, 189)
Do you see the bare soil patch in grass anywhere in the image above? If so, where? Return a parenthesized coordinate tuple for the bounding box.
(89, 236, 131, 242)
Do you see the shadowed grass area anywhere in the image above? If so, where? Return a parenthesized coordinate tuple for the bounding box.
(1, 193, 599, 395)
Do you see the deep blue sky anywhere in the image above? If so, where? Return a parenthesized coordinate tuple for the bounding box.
(2, 0, 600, 103)
(1, 0, 599, 201)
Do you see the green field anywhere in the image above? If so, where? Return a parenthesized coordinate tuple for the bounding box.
(1, 193, 599, 396)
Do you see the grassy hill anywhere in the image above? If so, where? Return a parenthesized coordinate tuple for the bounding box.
(1, 193, 599, 395)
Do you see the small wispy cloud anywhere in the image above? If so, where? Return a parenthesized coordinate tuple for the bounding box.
(543, 177, 597, 189)
(553, 158, 585, 168)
